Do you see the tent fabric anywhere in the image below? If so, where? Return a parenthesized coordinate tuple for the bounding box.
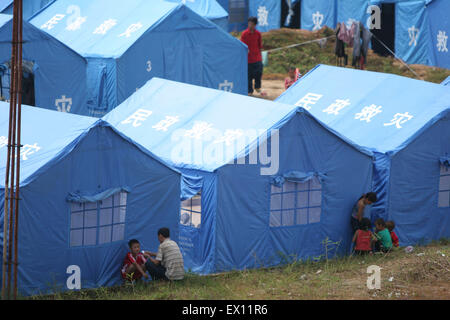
(164, 0, 229, 30)
(395, 0, 431, 65)
(104, 77, 374, 274)
(249, 0, 281, 32)
(0, 13, 87, 116)
(0, 103, 186, 296)
(276, 64, 450, 245)
(336, 0, 370, 30)
(271, 171, 326, 187)
(0, 0, 54, 20)
(441, 156, 450, 168)
(28, 0, 247, 117)
(301, 0, 337, 31)
(427, 0, 450, 69)
(442, 76, 450, 86)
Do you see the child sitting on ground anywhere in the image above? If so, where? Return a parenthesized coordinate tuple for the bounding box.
(285, 66, 301, 90)
(121, 239, 148, 282)
(352, 217, 373, 255)
(373, 218, 393, 253)
(386, 220, 399, 248)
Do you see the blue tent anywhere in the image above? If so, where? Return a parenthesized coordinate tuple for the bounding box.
(0, 103, 199, 296)
(249, 0, 281, 32)
(216, 0, 250, 32)
(277, 64, 450, 246)
(442, 76, 450, 86)
(0, 0, 54, 20)
(427, 0, 450, 69)
(29, 0, 247, 117)
(165, 0, 229, 30)
(0, 14, 87, 114)
(104, 77, 374, 274)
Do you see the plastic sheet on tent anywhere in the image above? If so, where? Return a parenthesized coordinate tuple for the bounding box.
(301, 0, 336, 31)
(277, 64, 450, 246)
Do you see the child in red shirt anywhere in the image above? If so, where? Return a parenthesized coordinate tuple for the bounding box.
(352, 218, 373, 255)
(121, 239, 148, 281)
(285, 66, 301, 90)
(386, 221, 399, 248)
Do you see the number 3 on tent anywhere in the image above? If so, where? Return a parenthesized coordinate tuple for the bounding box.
(146, 60, 152, 72)
(66, 265, 81, 290)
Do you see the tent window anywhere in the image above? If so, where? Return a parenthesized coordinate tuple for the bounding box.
(270, 177, 322, 227)
(438, 165, 450, 208)
(180, 191, 201, 229)
(0, 60, 36, 106)
(70, 191, 127, 247)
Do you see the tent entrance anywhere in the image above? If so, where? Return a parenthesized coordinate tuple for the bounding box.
(0, 60, 35, 106)
(371, 3, 395, 57)
(281, 0, 300, 29)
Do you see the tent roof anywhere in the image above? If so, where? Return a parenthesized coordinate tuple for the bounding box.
(103, 77, 372, 172)
(165, 0, 228, 20)
(276, 64, 450, 154)
(0, 0, 11, 12)
(0, 103, 181, 188)
(29, 0, 219, 58)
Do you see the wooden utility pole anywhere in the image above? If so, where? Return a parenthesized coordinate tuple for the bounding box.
(1, 0, 23, 300)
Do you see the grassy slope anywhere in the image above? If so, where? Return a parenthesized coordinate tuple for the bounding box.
(33, 241, 449, 300)
(234, 27, 450, 83)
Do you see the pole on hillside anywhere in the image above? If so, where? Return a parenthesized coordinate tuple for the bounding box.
(1, 0, 23, 300)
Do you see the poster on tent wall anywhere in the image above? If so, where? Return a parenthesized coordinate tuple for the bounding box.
(300, 0, 336, 31)
(249, 0, 281, 32)
(395, 1, 432, 65)
(427, 0, 450, 69)
(336, 0, 370, 29)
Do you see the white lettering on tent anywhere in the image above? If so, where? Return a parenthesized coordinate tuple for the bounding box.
(121, 109, 153, 128)
(437, 31, 448, 53)
(152, 116, 180, 132)
(383, 112, 414, 129)
(408, 25, 419, 47)
(66, 16, 87, 31)
(346, 18, 357, 30)
(146, 60, 152, 72)
(66, 265, 81, 290)
(118, 22, 143, 38)
(93, 19, 118, 35)
(0, 136, 7, 148)
(55, 95, 73, 113)
(322, 99, 351, 115)
(294, 93, 323, 111)
(259, 129, 279, 176)
(214, 129, 244, 146)
(354, 104, 382, 123)
(41, 14, 65, 30)
(257, 6, 269, 27)
(184, 121, 213, 140)
(17, 143, 41, 161)
(312, 11, 324, 31)
(218, 80, 233, 92)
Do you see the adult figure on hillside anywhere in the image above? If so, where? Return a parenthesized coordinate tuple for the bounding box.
(240, 16, 266, 97)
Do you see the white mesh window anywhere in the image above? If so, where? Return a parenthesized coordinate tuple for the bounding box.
(180, 191, 202, 228)
(270, 177, 323, 227)
(70, 191, 127, 247)
(438, 166, 450, 208)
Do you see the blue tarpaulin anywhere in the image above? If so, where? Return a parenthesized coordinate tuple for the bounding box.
(249, 0, 281, 32)
(0, 102, 196, 296)
(277, 64, 450, 245)
(0, 0, 54, 20)
(104, 77, 374, 274)
(165, 0, 229, 30)
(301, 0, 336, 31)
(28, 0, 247, 117)
(0, 14, 87, 115)
(427, 0, 450, 69)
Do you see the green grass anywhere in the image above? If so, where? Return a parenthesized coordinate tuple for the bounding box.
(29, 240, 450, 300)
(234, 27, 450, 83)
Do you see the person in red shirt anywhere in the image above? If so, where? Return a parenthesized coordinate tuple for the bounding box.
(386, 221, 400, 248)
(121, 239, 148, 281)
(285, 66, 301, 90)
(352, 218, 374, 255)
(240, 17, 266, 96)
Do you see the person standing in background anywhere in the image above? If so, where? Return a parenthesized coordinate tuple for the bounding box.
(241, 17, 266, 97)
